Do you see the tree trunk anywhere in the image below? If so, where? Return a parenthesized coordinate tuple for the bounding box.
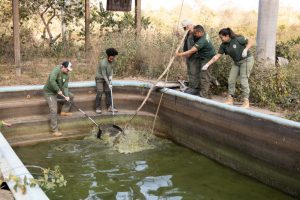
(40, 6, 59, 47)
(61, 0, 66, 50)
(12, 0, 21, 76)
(135, 0, 141, 36)
(256, 0, 279, 66)
(85, 0, 90, 57)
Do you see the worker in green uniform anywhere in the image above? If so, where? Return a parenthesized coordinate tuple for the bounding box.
(202, 28, 254, 108)
(180, 19, 200, 95)
(0, 120, 11, 129)
(176, 25, 216, 98)
(95, 48, 118, 114)
(43, 61, 74, 136)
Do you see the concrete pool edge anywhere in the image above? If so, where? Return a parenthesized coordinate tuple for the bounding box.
(1, 80, 300, 129)
(0, 132, 49, 200)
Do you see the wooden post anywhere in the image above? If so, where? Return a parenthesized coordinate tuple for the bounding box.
(61, 0, 66, 50)
(256, 0, 279, 66)
(12, 0, 21, 76)
(85, 0, 90, 56)
(135, 0, 141, 36)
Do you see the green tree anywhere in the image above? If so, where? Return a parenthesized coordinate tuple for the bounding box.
(90, 2, 150, 32)
(20, 0, 84, 47)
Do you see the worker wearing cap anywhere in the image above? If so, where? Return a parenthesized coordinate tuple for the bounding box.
(178, 19, 200, 95)
(95, 48, 119, 114)
(177, 25, 216, 98)
(43, 61, 74, 136)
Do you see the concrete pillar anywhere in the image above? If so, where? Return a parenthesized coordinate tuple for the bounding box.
(12, 0, 21, 76)
(135, 0, 141, 36)
(256, 0, 279, 66)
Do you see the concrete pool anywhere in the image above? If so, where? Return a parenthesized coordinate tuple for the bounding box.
(0, 80, 299, 199)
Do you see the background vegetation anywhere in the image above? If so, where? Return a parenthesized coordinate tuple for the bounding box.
(0, 0, 300, 120)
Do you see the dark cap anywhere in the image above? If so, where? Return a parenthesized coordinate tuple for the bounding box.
(62, 61, 72, 71)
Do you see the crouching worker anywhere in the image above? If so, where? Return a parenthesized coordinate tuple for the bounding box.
(202, 28, 254, 108)
(43, 61, 74, 137)
(95, 48, 118, 114)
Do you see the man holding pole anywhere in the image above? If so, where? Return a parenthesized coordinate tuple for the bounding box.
(178, 19, 201, 95)
(176, 25, 216, 98)
(95, 48, 119, 114)
(43, 61, 74, 137)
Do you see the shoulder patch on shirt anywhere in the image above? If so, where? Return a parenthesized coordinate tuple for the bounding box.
(206, 34, 210, 42)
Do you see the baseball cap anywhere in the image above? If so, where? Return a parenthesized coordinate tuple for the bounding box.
(181, 19, 193, 28)
(62, 61, 72, 71)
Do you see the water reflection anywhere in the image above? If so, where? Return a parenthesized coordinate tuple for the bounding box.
(134, 161, 148, 171)
(137, 175, 182, 200)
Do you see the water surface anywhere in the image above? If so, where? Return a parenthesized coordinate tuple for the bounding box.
(14, 137, 293, 200)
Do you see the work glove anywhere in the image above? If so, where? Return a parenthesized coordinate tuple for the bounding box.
(242, 48, 248, 58)
(109, 84, 112, 89)
(57, 91, 63, 96)
(202, 63, 210, 71)
(65, 96, 70, 101)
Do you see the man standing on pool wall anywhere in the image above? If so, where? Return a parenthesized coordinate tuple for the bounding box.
(43, 61, 74, 137)
(179, 19, 200, 95)
(95, 48, 118, 114)
(176, 25, 216, 98)
(202, 28, 254, 108)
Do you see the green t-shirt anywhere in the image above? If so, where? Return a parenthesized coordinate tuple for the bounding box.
(95, 58, 114, 85)
(193, 33, 216, 60)
(43, 66, 69, 96)
(218, 36, 252, 62)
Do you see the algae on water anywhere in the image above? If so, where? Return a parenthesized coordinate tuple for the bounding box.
(85, 126, 157, 154)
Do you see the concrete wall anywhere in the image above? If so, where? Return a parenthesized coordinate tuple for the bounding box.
(156, 89, 300, 198)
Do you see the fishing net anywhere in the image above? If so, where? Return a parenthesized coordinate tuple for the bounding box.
(87, 126, 157, 154)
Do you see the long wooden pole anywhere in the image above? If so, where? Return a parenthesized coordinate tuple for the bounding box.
(126, 30, 189, 125)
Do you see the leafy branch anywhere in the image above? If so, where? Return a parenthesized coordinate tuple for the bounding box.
(0, 165, 66, 194)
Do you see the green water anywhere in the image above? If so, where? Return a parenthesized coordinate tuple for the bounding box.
(14, 137, 293, 200)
